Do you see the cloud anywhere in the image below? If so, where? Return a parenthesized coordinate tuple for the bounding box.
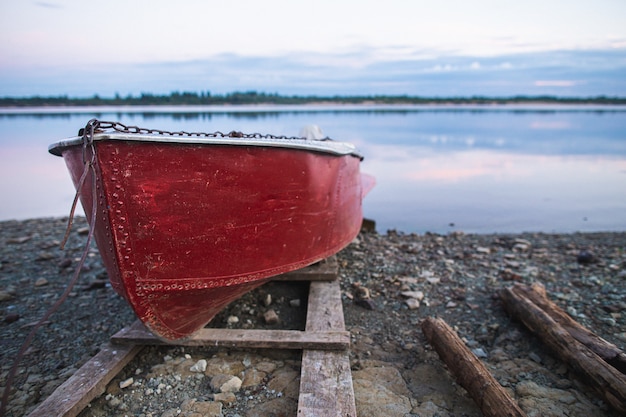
(1, 47, 625, 97)
(534, 80, 580, 87)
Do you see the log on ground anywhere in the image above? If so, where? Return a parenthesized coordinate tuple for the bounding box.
(500, 284, 626, 414)
(512, 283, 626, 374)
(421, 317, 527, 417)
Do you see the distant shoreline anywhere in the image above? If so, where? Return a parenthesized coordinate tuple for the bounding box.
(2, 102, 626, 116)
(1, 92, 625, 108)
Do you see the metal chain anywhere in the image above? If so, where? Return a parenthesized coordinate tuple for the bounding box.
(79, 119, 318, 141)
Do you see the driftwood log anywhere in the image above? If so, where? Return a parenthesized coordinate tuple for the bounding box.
(500, 283, 626, 414)
(512, 283, 626, 373)
(421, 317, 527, 417)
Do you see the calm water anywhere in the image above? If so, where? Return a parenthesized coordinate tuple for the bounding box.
(1, 105, 625, 234)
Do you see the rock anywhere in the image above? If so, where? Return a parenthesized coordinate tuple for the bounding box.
(7, 236, 31, 244)
(266, 369, 299, 397)
(289, 298, 301, 307)
(190, 359, 207, 373)
(226, 315, 239, 324)
(577, 250, 596, 264)
(210, 374, 242, 393)
(400, 290, 424, 301)
(472, 347, 488, 358)
(425, 276, 440, 284)
(34, 277, 49, 287)
(352, 367, 412, 417)
(515, 380, 601, 417)
(36, 251, 55, 261)
(0, 290, 13, 301)
(4, 313, 20, 323)
(263, 309, 279, 324)
(241, 369, 266, 388)
(212, 392, 236, 405)
(404, 298, 420, 310)
(119, 377, 133, 389)
(263, 293, 272, 306)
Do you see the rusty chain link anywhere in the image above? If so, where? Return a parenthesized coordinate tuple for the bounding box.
(79, 119, 319, 141)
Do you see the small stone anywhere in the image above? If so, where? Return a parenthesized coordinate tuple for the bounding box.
(36, 251, 55, 261)
(213, 391, 236, 404)
(0, 291, 13, 301)
(4, 313, 20, 323)
(119, 377, 133, 389)
(226, 315, 239, 324)
(445, 301, 457, 308)
(404, 298, 420, 310)
(7, 236, 31, 244)
(263, 293, 272, 306)
(400, 290, 424, 301)
(426, 276, 440, 284)
(34, 278, 49, 287)
(476, 246, 491, 254)
(77, 227, 90, 235)
(211, 374, 242, 393)
(289, 298, 301, 307)
(577, 250, 596, 264)
(263, 309, 279, 324)
(190, 359, 207, 373)
(472, 348, 487, 358)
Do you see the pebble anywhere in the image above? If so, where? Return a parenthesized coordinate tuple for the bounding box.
(0, 290, 13, 301)
(263, 309, 279, 324)
(34, 277, 49, 287)
(190, 359, 207, 373)
(400, 291, 424, 301)
(119, 377, 134, 389)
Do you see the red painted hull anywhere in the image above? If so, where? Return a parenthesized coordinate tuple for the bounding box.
(52, 136, 366, 340)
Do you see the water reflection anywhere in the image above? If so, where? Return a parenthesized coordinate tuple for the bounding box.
(1, 106, 625, 233)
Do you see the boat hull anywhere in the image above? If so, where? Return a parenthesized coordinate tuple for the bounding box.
(56, 138, 364, 340)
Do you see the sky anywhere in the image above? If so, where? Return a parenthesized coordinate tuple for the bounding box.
(1, 0, 626, 97)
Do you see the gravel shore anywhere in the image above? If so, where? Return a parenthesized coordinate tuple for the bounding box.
(1, 217, 625, 417)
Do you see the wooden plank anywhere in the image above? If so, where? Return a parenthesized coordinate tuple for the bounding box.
(27, 342, 142, 417)
(274, 256, 338, 281)
(297, 280, 357, 417)
(305, 280, 346, 331)
(111, 320, 349, 350)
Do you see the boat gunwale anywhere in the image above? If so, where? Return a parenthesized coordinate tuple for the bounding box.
(48, 132, 363, 158)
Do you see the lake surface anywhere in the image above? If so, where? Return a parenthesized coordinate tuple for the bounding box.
(1, 105, 625, 234)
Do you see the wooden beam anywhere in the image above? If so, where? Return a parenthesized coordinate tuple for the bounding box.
(27, 343, 142, 417)
(422, 317, 527, 417)
(111, 319, 349, 350)
(297, 280, 357, 417)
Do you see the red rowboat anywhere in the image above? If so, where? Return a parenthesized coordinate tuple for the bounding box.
(49, 120, 373, 341)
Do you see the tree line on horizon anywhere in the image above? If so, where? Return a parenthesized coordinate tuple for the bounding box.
(1, 91, 625, 106)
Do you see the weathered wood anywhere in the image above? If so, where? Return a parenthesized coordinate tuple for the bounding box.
(111, 319, 349, 350)
(421, 317, 527, 417)
(512, 283, 626, 374)
(500, 285, 626, 414)
(27, 343, 142, 417)
(297, 280, 357, 417)
(273, 256, 338, 281)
